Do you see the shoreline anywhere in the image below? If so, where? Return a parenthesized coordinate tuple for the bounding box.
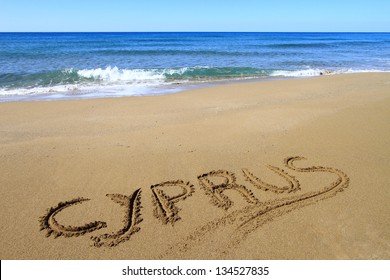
(1, 73, 389, 259)
(0, 72, 385, 103)
(0, 75, 298, 103)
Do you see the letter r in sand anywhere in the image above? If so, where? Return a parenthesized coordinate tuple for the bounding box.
(198, 170, 259, 210)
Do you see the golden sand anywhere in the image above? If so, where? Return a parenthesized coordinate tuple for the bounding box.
(0, 73, 389, 259)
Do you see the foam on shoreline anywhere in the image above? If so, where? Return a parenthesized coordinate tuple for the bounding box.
(1, 67, 388, 102)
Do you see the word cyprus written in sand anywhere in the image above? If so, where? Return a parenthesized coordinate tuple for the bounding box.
(39, 156, 350, 250)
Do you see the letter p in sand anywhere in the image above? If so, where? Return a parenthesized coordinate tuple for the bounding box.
(151, 180, 195, 225)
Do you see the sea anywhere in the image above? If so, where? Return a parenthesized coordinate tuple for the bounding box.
(0, 32, 389, 101)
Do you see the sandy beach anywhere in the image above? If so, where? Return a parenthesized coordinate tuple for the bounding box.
(0, 73, 389, 259)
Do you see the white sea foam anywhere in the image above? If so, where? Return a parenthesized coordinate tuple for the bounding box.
(271, 69, 331, 77)
(0, 67, 195, 100)
(77, 67, 165, 83)
(0, 83, 182, 101)
(270, 68, 389, 77)
(75, 66, 204, 83)
(0, 66, 388, 101)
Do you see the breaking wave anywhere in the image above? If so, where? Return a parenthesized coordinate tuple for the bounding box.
(0, 66, 387, 100)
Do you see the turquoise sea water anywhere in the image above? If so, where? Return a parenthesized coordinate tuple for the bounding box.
(0, 32, 389, 101)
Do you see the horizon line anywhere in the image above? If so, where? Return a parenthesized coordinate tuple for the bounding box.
(0, 31, 389, 33)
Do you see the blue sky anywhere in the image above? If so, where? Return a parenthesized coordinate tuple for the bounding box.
(0, 0, 389, 32)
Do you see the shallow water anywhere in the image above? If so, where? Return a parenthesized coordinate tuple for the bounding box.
(0, 32, 389, 101)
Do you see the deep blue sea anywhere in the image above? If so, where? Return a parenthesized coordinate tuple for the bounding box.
(0, 32, 389, 101)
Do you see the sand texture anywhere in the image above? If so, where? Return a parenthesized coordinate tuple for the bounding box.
(0, 73, 389, 259)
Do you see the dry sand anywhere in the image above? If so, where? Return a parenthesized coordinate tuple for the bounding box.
(0, 73, 389, 259)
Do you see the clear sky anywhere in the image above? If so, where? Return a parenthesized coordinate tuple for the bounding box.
(0, 0, 389, 32)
